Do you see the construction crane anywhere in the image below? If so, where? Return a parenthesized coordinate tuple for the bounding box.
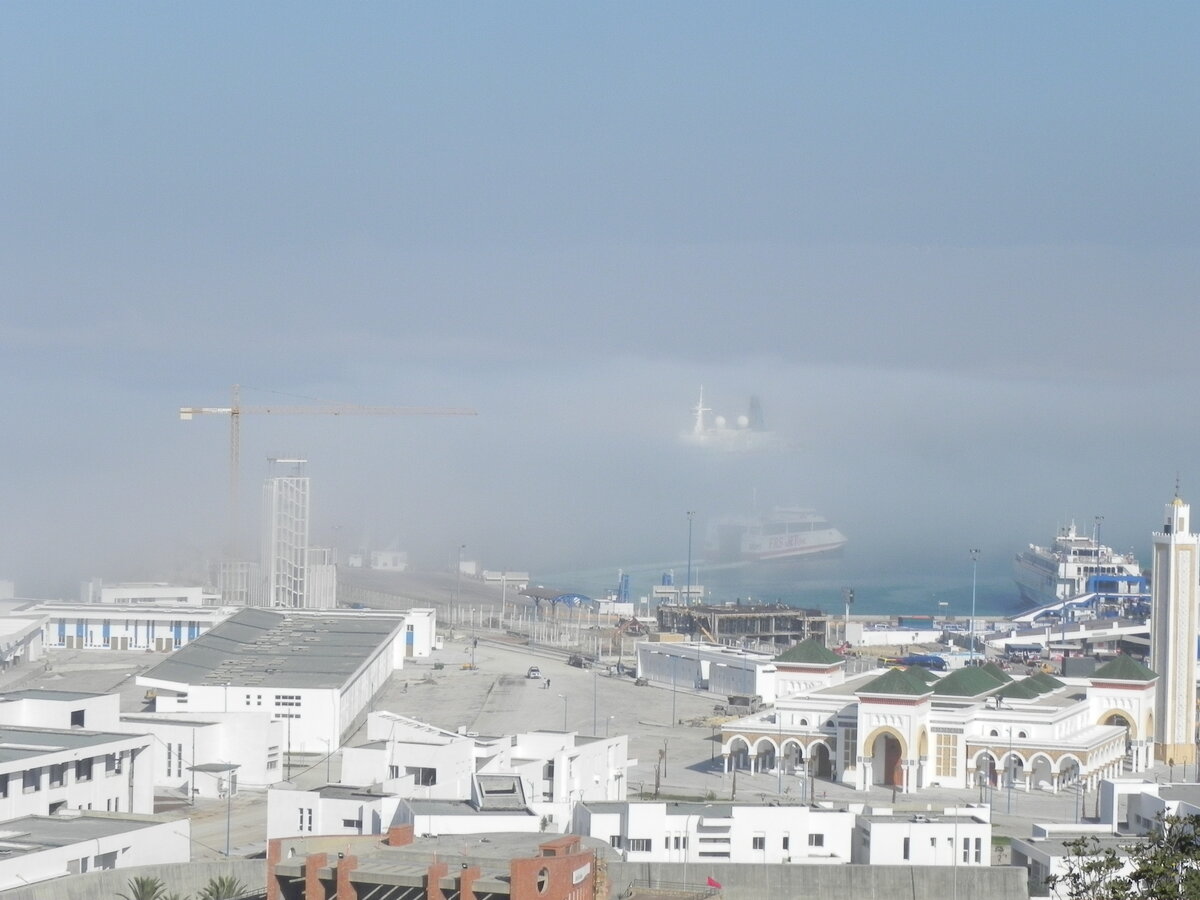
(181, 384, 477, 549)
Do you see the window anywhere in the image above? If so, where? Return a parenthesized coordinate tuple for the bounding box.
(298, 808, 313, 832)
(387, 765, 400, 779)
(49, 764, 66, 788)
(106, 753, 122, 776)
(808, 834, 824, 848)
(902, 837, 910, 860)
(70, 709, 85, 728)
(23, 768, 40, 793)
(627, 839, 651, 852)
(752, 836, 765, 850)
(0, 774, 8, 798)
(842, 726, 857, 771)
(276, 694, 302, 707)
(405, 766, 436, 786)
(936, 733, 958, 778)
(175, 744, 182, 778)
(76, 758, 93, 782)
(782, 835, 790, 850)
(962, 837, 969, 864)
(974, 837, 982, 863)
(609, 835, 623, 849)
(342, 818, 362, 829)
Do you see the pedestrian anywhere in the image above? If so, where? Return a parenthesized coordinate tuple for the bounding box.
(545, 678, 551, 690)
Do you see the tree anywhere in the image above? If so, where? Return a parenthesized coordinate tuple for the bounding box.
(1047, 813, 1200, 900)
(196, 874, 248, 900)
(117, 876, 168, 900)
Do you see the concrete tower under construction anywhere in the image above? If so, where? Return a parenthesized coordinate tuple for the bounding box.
(261, 458, 311, 609)
(1150, 494, 1198, 764)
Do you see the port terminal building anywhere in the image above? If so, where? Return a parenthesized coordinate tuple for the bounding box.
(719, 642, 1155, 796)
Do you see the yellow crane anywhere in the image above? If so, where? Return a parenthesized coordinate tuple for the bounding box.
(181, 384, 477, 547)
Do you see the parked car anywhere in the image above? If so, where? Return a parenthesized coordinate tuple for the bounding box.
(526, 666, 542, 679)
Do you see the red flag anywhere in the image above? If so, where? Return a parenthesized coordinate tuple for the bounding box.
(706, 876, 722, 889)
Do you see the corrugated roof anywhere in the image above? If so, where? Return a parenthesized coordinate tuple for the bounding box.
(139, 607, 406, 690)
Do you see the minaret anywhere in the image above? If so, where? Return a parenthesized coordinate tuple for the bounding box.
(1150, 495, 1199, 764)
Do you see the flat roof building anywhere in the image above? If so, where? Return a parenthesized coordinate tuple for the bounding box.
(138, 607, 425, 752)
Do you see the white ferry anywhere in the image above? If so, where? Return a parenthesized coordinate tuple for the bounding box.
(1012, 520, 1146, 608)
(707, 507, 848, 564)
(680, 387, 786, 452)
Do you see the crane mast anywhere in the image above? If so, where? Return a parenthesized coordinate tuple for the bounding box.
(180, 384, 477, 553)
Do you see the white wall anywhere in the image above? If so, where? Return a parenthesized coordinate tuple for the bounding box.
(853, 815, 991, 865)
(116, 712, 283, 797)
(0, 816, 190, 890)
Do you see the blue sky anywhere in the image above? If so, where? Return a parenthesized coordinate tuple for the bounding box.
(2, 3, 1198, 596)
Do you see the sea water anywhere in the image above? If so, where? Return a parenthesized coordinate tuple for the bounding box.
(541, 555, 1019, 620)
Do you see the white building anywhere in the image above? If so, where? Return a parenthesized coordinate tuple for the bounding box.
(1150, 495, 1198, 764)
(572, 800, 854, 864)
(721, 640, 1155, 796)
(267, 774, 543, 840)
(343, 712, 632, 805)
(268, 712, 633, 841)
(0, 615, 44, 672)
(37, 603, 236, 652)
(117, 711, 284, 798)
(851, 807, 991, 866)
(0, 690, 153, 818)
(636, 641, 778, 703)
(78, 581, 216, 607)
(0, 812, 190, 889)
(138, 607, 421, 753)
(1010, 827, 1134, 900)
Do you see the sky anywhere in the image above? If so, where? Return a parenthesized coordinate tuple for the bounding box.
(2, 3, 1198, 599)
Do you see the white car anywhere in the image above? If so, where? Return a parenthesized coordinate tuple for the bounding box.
(526, 666, 542, 679)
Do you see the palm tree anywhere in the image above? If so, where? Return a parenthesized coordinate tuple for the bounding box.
(196, 874, 248, 900)
(116, 876, 167, 900)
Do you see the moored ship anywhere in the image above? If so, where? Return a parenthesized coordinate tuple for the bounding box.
(708, 507, 848, 564)
(1013, 520, 1146, 608)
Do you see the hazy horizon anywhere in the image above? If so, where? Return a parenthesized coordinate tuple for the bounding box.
(3, 4, 1197, 598)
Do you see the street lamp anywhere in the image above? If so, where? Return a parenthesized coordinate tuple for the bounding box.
(456, 544, 465, 606)
(969, 549, 980, 664)
(685, 511, 695, 606)
(607, 715, 614, 738)
(558, 693, 568, 732)
(188, 762, 241, 857)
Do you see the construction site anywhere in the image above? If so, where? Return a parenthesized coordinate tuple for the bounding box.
(654, 602, 835, 650)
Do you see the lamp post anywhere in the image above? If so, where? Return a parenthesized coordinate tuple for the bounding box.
(1006, 727, 1014, 814)
(685, 511, 695, 606)
(607, 715, 614, 738)
(592, 670, 598, 735)
(321, 737, 332, 783)
(558, 693, 568, 732)
(456, 544, 465, 606)
(969, 549, 980, 664)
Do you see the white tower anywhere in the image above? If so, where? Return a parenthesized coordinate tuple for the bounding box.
(261, 458, 311, 609)
(1150, 495, 1199, 764)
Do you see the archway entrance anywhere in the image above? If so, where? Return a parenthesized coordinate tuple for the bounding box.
(870, 733, 903, 786)
(809, 742, 833, 779)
